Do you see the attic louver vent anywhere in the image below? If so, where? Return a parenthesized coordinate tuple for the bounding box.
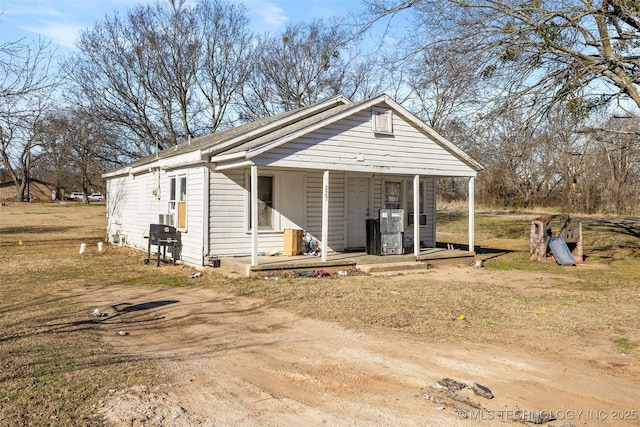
(372, 107, 393, 135)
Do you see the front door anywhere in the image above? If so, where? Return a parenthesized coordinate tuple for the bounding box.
(346, 177, 370, 249)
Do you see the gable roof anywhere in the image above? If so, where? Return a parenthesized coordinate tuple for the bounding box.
(104, 93, 482, 178)
(210, 94, 483, 173)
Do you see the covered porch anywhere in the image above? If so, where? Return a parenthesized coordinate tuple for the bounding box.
(243, 166, 478, 266)
(206, 94, 483, 267)
(219, 246, 476, 277)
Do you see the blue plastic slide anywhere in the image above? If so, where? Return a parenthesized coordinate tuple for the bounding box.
(547, 236, 576, 265)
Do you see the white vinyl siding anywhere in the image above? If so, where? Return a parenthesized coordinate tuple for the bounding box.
(253, 110, 476, 176)
(105, 165, 206, 265)
(106, 172, 165, 250)
(209, 169, 315, 256)
(180, 168, 205, 264)
(209, 169, 248, 256)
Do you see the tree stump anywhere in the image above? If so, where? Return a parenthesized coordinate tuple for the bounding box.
(530, 220, 547, 261)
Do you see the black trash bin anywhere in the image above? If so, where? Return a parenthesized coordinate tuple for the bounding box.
(366, 218, 381, 255)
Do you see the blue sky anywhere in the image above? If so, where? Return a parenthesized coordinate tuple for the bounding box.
(0, 0, 367, 52)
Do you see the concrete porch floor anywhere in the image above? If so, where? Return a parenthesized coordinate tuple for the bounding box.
(219, 247, 476, 276)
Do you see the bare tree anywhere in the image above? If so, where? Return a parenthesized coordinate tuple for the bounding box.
(239, 19, 373, 120)
(475, 106, 564, 209)
(542, 109, 593, 212)
(67, 0, 254, 156)
(400, 39, 486, 131)
(364, 0, 640, 120)
(34, 109, 118, 202)
(32, 114, 74, 200)
(0, 38, 58, 201)
(194, 0, 255, 130)
(587, 115, 640, 214)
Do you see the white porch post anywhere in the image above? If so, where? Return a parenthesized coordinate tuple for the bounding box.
(468, 176, 475, 253)
(251, 165, 258, 266)
(321, 170, 329, 262)
(413, 175, 420, 257)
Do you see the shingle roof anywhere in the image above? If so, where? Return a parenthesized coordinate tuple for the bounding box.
(113, 95, 352, 171)
(106, 93, 484, 175)
(222, 103, 354, 155)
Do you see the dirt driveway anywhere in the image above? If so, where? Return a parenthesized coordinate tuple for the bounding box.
(72, 267, 639, 426)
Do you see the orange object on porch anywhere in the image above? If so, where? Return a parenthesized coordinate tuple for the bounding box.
(283, 229, 304, 256)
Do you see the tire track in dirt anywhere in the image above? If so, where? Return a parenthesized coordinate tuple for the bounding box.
(76, 284, 640, 426)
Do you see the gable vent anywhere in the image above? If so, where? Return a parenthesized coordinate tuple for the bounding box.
(372, 107, 393, 135)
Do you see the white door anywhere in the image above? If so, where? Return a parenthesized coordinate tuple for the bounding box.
(346, 177, 370, 249)
(279, 171, 306, 229)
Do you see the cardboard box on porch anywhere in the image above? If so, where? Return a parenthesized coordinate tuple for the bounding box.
(284, 229, 304, 256)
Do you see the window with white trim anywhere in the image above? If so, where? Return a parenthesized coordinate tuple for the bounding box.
(406, 181, 426, 226)
(248, 175, 274, 230)
(384, 181, 402, 209)
(169, 175, 187, 229)
(383, 178, 428, 227)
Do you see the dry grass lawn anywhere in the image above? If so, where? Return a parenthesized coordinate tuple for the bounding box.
(1, 202, 639, 425)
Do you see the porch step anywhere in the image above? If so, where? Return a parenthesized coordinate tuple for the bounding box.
(357, 261, 429, 274)
(222, 256, 358, 277)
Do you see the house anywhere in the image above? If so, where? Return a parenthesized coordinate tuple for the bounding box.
(103, 94, 483, 272)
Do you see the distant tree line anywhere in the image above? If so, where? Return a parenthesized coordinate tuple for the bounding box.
(1, 0, 638, 215)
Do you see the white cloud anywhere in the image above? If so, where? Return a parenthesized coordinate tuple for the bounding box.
(21, 21, 85, 49)
(238, 0, 289, 31)
(260, 2, 289, 27)
(0, 1, 62, 18)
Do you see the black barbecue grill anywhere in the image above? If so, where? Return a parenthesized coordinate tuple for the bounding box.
(144, 224, 178, 266)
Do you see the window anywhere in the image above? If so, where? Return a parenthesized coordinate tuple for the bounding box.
(372, 107, 393, 135)
(407, 181, 426, 226)
(249, 175, 274, 230)
(169, 175, 187, 229)
(383, 178, 428, 227)
(384, 181, 402, 209)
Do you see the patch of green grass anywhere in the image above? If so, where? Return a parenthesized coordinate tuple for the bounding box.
(438, 213, 531, 240)
(23, 211, 51, 214)
(574, 281, 612, 291)
(614, 338, 638, 351)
